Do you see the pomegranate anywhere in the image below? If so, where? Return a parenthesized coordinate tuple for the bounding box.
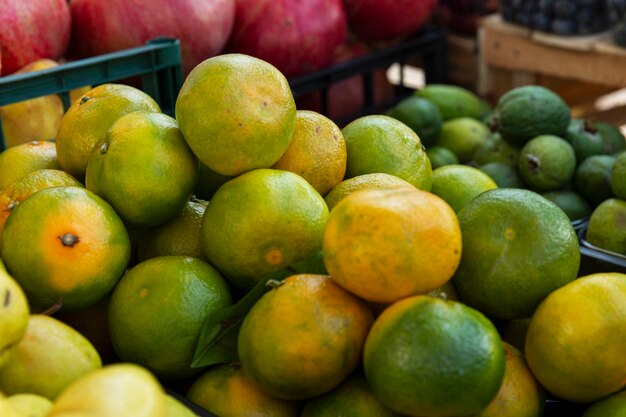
(226, 0, 347, 78)
(69, 0, 235, 75)
(343, 0, 438, 41)
(0, 0, 71, 75)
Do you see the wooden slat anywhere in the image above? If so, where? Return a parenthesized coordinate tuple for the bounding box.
(480, 15, 626, 87)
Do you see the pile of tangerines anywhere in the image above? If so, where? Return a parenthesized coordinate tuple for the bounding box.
(0, 53, 624, 417)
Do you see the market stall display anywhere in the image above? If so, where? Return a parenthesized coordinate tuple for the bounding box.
(1, 2, 626, 417)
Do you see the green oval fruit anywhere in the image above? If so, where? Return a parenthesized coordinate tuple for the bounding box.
(565, 119, 608, 161)
(426, 146, 459, 169)
(414, 84, 485, 120)
(586, 199, 626, 255)
(574, 155, 616, 206)
(518, 135, 576, 192)
(479, 162, 525, 189)
(385, 96, 443, 147)
(595, 121, 626, 155)
(494, 86, 571, 146)
(611, 151, 626, 199)
(541, 191, 592, 221)
(438, 117, 490, 163)
(472, 133, 521, 167)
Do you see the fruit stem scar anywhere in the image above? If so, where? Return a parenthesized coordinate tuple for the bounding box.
(99, 142, 109, 154)
(5, 200, 18, 210)
(80, 96, 91, 105)
(527, 155, 541, 173)
(58, 233, 80, 247)
(3, 289, 10, 307)
(505, 228, 516, 240)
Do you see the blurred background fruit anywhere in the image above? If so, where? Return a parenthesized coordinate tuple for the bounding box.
(69, 0, 235, 75)
(226, 0, 346, 78)
(0, 0, 71, 75)
(343, 0, 438, 41)
(0, 315, 101, 399)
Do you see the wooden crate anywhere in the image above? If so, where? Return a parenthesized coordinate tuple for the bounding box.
(478, 14, 626, 126)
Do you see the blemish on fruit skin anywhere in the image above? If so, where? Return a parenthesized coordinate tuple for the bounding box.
(80, 96, 91, 105)
(4, 289, 10, 307)
(6, 200, 18, 210)
(140, 288, 149, 298)
(99, 142, 109, 154)
(265, 249, 283, 265)
(505, 228, 516, 240)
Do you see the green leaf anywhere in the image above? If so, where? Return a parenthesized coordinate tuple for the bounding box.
(191, 269, 291, 368)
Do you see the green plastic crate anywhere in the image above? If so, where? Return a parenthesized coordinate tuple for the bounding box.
(0, 37, 183, 151)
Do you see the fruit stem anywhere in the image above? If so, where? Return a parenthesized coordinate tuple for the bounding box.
(583, 118, 598, 134)
(58, 233, 80, 247)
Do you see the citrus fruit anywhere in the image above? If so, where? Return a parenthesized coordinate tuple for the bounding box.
(414, 84, 485, 120)
(426, 146, 459, 169)
(501, 318, 532, 354)
(385, 96, 443, 146)
(0, 186, 131, 312)
(201, 169, 328, 290)
(341, 115, 432, 190)
(0, 268, 29, 369)
(272, 110, 346, 196)
(612, 151, 626, 199)
(48, 363, 166, 417)
(136, 199, 208, 262)
(187, 363, 299, 417)
(0, 169, 82, 240)
(108, 256, 232, 379)
(175, 54, 297, 176)
(492, 85, 570, 146)
(517, 134, 576, 192)
(363, 295, 505, 417)
(323, 187, 461, 303)
(475, 342, 545, 417)
(583, 389, 626, 417)
(565, 118, 609, 162)
(596, 121, 626, 154)
(525, 273, 626, 403)
(0, 141, 60, 189)
(85, 111, 198, 230)
(430, 164, 497, 213)
(238, 274, 373, 400)
(438, 117, 490, 163)
(193, 162, 235, 201)
(541, 190, 592, 221)
(574, 154, 617, 206)
(300, 373, 401, 417)
(479, 162, 526, 188)
(324, 173, 415, 211)
(453, 188, 580, 319)
(586, 199, 626, 255)
(0, 399, 24, 417)
(0, 315, 101, 399)
(55, 84, 161, 179)
(472, 132, 521, 166)
(3, 393, 52, 417)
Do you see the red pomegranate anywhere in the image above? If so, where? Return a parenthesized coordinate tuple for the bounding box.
(226, 0, 347, 78)
(69, 0, 236, 75)
(343, 0, 439, 41)
(297, 41, 394, 123)
(0, 0, 71, 75)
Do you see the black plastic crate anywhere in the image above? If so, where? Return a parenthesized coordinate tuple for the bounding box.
(288, 24, 447, 126)
(578, 225, 626, 275)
